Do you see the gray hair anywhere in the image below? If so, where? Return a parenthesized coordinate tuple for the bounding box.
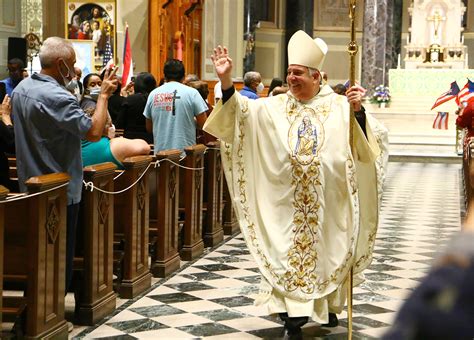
(307, 67, 320, 78)
(243, 71, 261, 87)
(39, 37, 75, 68)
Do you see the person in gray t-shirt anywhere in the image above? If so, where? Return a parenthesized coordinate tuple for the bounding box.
(12, 37, 118, 292)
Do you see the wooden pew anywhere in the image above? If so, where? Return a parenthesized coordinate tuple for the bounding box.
(149, 150, 181, 277)
(0, 185, 8, 326)
(113, 156, 153, 298)
(222, 181, 240, 235)
(74, 163, 116, 325)
(3, 173, 70, 339)
(202, 141, 224, 247)
(180, 144, 206, 261)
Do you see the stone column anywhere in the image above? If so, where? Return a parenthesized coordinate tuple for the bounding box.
(362, 0, 391, 92)
(285, 0, 313, 69)
(385, 0, 404, 71)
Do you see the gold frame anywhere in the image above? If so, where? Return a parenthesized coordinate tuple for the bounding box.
(64, 0, 117, 71)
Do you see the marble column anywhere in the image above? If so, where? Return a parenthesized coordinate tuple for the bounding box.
(243, 0, 257, 73)
(285, 0, 313, 69)
(362, 0, 388, 92)
(385, 0, 403, 71)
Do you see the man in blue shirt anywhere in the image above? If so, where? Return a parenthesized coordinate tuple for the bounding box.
(12, 37, 118, 292)
(144, 59, 208, 154)
(1, 58, 25, 96)
(239, 71, 264, 99)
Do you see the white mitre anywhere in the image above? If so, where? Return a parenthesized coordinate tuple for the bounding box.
(288, 30, 328, 70)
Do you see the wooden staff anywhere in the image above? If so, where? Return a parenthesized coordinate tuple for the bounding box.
(347, 1, 358, 339)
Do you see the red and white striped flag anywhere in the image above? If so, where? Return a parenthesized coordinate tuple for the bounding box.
(432, 111, 449, 130)
(122, 24, 133, 87)
(457, 79, 474, 105)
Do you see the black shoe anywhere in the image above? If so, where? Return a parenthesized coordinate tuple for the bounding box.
(283, 327, 303, 340)
(322, 312, 339, 327)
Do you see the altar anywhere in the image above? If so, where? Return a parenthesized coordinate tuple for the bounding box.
(404, 0, 467, 70)
(389, 69, 474, 96)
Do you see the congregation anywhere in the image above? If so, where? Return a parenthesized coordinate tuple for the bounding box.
(0, 25, 472, 340)
(0, 29, 380, 338)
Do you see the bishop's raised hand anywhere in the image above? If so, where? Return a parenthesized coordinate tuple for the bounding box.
(211, 45, 233, 90)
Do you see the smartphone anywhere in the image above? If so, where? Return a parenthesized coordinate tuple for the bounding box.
(0, 82, 6, 103)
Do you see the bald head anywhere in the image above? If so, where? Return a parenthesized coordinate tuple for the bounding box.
(39, 37, 75, 69)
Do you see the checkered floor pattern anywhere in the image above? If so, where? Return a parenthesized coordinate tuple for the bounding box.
(72, 162, 462, 339)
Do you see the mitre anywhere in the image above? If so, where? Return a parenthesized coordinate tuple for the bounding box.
(288, 30, 328, 70)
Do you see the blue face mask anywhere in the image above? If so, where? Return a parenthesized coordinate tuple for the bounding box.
(87, 86, 101, 100)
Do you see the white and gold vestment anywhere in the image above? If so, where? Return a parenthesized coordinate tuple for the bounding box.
(204, 85, 389, 323)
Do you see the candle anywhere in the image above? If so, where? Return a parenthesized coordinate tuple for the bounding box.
(462, 35, 465, 44)
(397, 54, 401, 68)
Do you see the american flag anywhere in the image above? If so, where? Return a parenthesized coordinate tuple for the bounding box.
(431, 81, 460, 110)
(457, 79, 474, 105)
(102, 35, 113, 67)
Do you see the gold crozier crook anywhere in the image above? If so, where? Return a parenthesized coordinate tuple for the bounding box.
(347, 1, 358, 339)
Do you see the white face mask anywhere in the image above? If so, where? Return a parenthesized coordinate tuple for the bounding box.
(87, 85, 101, 100)
(256, 82, 265, 93)
(59, 60, 79, 92)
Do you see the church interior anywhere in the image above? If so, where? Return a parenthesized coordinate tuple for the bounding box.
(0, 0, 473, 339)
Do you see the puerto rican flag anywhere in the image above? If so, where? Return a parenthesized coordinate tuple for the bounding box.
(432, 111, 449, 130)
(431, 81, 460, 110)
(122, 24, 133, 88)
(457, 79, 474, 105)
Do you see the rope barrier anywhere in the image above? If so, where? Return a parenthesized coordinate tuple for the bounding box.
(83, 161, 154, 195)
(158, 157, 205, 171)
(83, 156, 206, 195)
(113, 170, 125, 180)
(1, 182, 69, 203)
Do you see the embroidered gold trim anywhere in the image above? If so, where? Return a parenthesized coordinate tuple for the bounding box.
(234, 94, 363, 296)
(235, 117, 281, 284)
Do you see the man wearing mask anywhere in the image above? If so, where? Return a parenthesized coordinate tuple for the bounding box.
(1, 58, 25, 96)
(11, 37, 118, 293)
(239, 71, 264, 99)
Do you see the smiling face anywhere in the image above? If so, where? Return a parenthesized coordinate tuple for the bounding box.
(286, 64, 320, 101)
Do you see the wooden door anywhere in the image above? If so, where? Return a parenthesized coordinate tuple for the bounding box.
(149, 0, 203, 82)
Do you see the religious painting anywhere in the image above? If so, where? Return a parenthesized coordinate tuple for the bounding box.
(314, 0, 364, 31)
(65, 0, 116, 71)
(69, 40, 95, 77)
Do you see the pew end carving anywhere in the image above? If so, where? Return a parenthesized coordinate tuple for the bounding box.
(75, 162, 117, 325)
(179, 144, 206, 261)
(202, 141, 224, 247)
(2, 173, 70, 339)
(149, 150, 181, 277)
(114, 155, 153, 298)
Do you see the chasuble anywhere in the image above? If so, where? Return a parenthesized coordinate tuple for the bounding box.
(204, 85, 389, 323)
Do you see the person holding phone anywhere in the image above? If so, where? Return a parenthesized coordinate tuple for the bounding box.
(11, 37, 118, 293)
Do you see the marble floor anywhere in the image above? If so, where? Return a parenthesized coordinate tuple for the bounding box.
(68, 162, 462, 339)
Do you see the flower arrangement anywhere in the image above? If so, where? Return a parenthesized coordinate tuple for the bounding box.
(371, 85, 391, 104)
